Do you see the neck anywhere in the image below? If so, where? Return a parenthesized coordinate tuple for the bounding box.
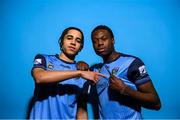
(59, 52, 75, 63)
(103, 51, 120, 63)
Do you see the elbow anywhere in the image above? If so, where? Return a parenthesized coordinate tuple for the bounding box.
(151, 94, 161, 110)
(152, 98, 161, 111)
(34, 74, 46, 84)
(154, 102, 161, 111)
(144, 98, 161, 110)
(144, 102, 161, 111)
(154, 96, 162, 111)
(32, 68, 47, 84)
(34, 78, 41, 84)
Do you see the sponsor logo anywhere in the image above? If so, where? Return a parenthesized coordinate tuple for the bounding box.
(34, 59, 42, 65)
(138, 65, 147, 76)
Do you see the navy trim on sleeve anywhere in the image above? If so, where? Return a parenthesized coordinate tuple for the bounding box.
(127, 57, 150, 85)
(31, 54, 46, 76)
(135, 75, 151, 85)
(33, 54, 46, 69)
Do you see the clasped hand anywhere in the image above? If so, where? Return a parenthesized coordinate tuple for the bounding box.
(109, 74, 127, 94)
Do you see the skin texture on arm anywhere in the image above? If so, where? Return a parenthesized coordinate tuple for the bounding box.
(32, 68, 81, 84)
(76, 94, 88, 120)
(32, 68, 106, 84)
(109, 74, 161, 110)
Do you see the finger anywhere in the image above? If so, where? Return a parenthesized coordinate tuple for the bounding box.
(81, 67, 85, 71)
(97, 73, 107, 78)
(109, 78, 115, 83)
(109, 83, 113, 89)
(84, 67, 89, 71)
(110, 74, 116, 78)
(109, 76, 115, 81)
(84, 64, 89, 70)
(81, 64, 87, 71)
(109, 79, 113, 84)
(94, 75, 100, 82)
(110, 75, 119, 82)
(90, 79, 97, 83)
(92, 82, 96, 85)
(92, 75, 97, 83)
(81, 66, 85, 71)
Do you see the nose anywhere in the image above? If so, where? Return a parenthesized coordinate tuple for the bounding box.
(70, 39, 76, 46)
(98, 39, 103, 46)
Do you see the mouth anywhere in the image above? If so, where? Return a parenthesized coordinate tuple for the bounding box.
(97, 48, 105, 53)
(68, 46, 76, 51)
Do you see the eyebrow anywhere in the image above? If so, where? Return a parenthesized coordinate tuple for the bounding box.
(94, 35, 108, 39)
(66, 34, 82, 41)
(66, 35, 73, 38)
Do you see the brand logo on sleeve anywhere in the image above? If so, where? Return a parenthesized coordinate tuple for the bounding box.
(34, 59, 42, 65)
(138, 65, 147, 75)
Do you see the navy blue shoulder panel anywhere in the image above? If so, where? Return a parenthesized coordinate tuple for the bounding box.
(127, 57, 150, 85)
(33, 54, 47, 69)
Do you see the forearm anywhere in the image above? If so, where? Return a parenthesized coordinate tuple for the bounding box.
(122, 86, 161, 110)
(76, 93, 88, 120)
(76, 107, 88, 120)
(33, 69, 81, 84)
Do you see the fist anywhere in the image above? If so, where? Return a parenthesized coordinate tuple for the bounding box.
(76, 61, 89, 71)
(109, 74, 126, 93)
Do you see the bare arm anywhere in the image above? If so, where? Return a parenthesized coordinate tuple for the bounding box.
(32, 68, 81, 84)
(32, 68, 106, 84)
(124, 81, 161, 110)
(76, 95, 88, 120)
(109, 75, 161, 110)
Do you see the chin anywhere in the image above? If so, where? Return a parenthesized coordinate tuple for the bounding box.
(69, 52, 79, 56)
(97, 52, 107, 57)
(68, 50, 78, 55)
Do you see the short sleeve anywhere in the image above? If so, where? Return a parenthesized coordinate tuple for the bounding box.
(127, 58, 151, 86)
(32, 54, 46, 70)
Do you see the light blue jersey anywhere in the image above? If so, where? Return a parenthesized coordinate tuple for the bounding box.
(90, 53, 151, 119)
(29, 54, 86, 119)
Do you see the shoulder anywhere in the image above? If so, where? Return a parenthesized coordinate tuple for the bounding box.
(34, 53, 48, 59)
(123, 53, 146, 75)
(33, 54, 45, 64)
(120, 53, 139, 59)
(34, 54, 57, 59)
(120, 53, 144, 65)
(33, 54, 56, 66)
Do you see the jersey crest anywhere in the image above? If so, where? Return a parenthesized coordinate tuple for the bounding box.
(47, 61, 54, 69)
(112, 67, 119, 75)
